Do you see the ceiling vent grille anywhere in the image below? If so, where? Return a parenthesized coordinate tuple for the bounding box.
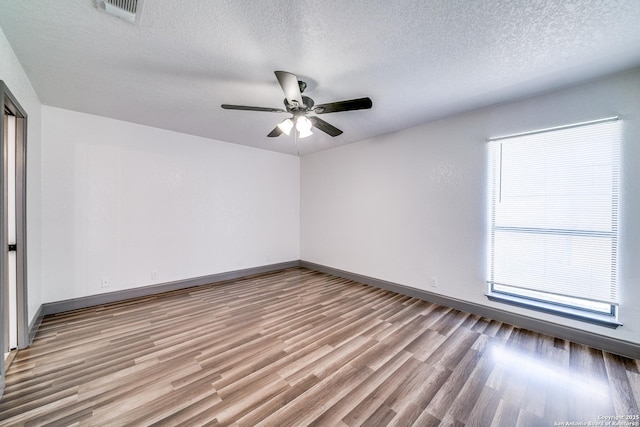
(102, 0, 141, 23)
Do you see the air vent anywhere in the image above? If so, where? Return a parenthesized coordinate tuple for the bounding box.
(102, 0, 142, 23)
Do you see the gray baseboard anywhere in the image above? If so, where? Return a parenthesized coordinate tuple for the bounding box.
(41, 260, 300, 317)
(27, 303, 44, 347)
(300, 260, 640, 359)
(30, 259, 640, 359)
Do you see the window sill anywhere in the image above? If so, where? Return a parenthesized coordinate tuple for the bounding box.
(486, 292, 622, 329)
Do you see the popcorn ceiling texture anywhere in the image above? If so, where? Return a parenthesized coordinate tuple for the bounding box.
(0, 0, 639, 155)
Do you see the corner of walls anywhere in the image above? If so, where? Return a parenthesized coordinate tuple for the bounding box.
(0, 25, 43, 327)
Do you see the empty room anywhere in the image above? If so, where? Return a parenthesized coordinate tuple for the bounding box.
(1, 1, 640, 425)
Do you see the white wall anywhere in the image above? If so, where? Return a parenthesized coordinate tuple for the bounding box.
(301, 68, 640, 345)
(0, 27, 43, 324)
(41, 107, 299, 302)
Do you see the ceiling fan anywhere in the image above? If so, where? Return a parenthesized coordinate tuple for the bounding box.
(221, 71, 373, 138)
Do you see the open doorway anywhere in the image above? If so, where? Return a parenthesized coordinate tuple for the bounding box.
(1, 81, 28, 398)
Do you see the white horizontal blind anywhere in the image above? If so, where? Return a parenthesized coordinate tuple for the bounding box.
(488, 118, 620, 308)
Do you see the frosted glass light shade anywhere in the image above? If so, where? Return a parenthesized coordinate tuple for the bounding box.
(277, 118, 294, 135)
(298, 127, 313, 138)
(296, 116, 312, 132)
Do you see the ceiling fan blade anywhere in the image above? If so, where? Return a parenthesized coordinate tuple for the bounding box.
(274, 71, 303, 107)
(314, 97, 372, 114)
(308, 116, 343, 137)
(221, 104, 285, 113)
(267, 126, 282, 137)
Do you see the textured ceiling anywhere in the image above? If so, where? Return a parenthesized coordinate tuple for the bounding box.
(1, 0, 640, 156)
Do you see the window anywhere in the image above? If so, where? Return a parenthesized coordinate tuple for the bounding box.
(487, 118, 621, 327)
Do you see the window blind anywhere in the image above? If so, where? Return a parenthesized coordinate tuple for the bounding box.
(488, 118, 620, 311)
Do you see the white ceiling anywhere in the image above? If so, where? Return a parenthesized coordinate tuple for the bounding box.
(1, 1, 640, 156)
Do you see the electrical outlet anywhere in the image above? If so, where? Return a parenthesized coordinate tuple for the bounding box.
(429, 276, 439, 289)
(101, 277, 110, 288)
(151, 270, 158, 280)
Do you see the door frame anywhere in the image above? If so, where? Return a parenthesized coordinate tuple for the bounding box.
(1, 81, 28, 398)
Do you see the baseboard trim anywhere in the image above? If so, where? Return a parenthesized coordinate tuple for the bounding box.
(31, 259, 640, 359)
(300, 260, 640, 359)
(27, 303, 44, 346)
(41, 260, 300, 317)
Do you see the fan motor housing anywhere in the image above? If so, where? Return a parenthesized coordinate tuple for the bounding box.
(285, 95, 315, 112)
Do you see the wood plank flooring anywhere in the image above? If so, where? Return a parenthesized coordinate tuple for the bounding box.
(1, 267, 639, 426)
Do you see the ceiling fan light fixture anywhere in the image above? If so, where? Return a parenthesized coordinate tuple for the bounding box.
(296, 116, 313, 138)
(296, 116, 312, 132)
(298, 128, 313, 138)
(277, 118, 294, 135)
(221, 71, 372, 139)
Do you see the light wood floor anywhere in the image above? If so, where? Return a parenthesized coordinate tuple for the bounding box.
(1, 268, 639, 426)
